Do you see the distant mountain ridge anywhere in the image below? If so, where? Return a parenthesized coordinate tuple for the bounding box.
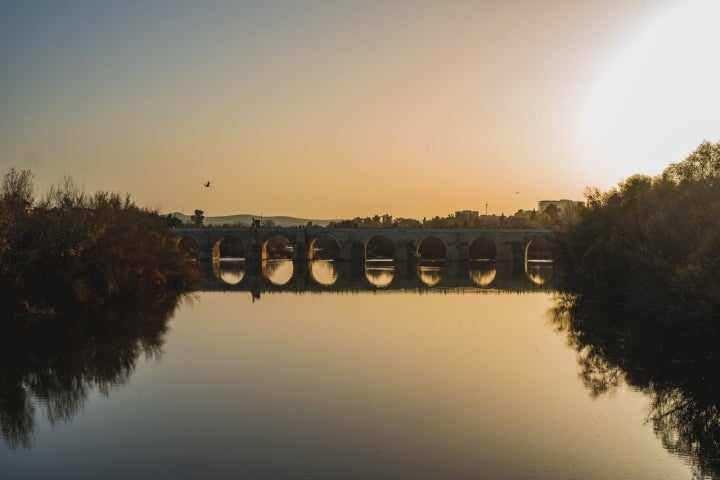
(170, 212, 333, 227)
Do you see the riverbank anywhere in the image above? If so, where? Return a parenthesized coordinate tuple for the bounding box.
(0, 168, 200, 319)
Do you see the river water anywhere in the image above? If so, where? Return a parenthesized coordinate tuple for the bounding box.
(0, 260, 697, 479)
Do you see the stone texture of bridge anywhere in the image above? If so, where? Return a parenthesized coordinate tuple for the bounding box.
(171, 227, 554, 262)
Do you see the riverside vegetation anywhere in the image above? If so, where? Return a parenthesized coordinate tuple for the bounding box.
(0, 169, 200, 318)
(555, 140, 720, 317)
(553, 141, 720, 479)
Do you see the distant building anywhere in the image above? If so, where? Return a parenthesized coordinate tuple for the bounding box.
(455, 210, 479, 220)
(538, 199, 584, 216)
(512, 209, 535, 220)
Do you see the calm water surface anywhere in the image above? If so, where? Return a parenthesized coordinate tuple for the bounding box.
(1, 270, 695, 479)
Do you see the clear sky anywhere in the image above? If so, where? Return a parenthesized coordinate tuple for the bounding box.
(2, 0, 719, 219)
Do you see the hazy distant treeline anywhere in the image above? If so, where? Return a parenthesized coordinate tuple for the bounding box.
(327, 210, 563, 229)
(555, 140, 720, 315)
(0, 168, 200, 317)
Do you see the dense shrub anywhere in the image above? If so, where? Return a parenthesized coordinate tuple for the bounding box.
(0, 169, 200, 316)
(555, 141, 720, 314)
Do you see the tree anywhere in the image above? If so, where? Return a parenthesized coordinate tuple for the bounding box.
(42, 175, 86, 209)
(191, 209, 204, 226)
(1, 167, 35, 209)
(663, 140, 720, 184)
(165, 214, 183, 228)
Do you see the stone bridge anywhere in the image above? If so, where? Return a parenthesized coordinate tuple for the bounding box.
(171, 227, 555, 262)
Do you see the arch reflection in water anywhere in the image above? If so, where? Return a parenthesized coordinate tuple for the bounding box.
(417, 261, 445, 287)
(469, 260, 497, 287)
(308, 260, 339, 286)
(525, 261, 554, 285)
(365, 260, 395, 288)
(262, 259, 294, 286)
(212, 259, 246, 285)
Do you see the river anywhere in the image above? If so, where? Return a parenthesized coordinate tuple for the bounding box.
(0, 260, 698, 479)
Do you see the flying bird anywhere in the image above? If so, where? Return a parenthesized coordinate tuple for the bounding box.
(204, 181, 211, 188)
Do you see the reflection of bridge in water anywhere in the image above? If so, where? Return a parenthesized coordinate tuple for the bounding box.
(199, 259, 554, 298)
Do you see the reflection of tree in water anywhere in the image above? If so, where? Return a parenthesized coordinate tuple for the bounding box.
(551, 293, 720, 479)
(0, 295, 184, 450)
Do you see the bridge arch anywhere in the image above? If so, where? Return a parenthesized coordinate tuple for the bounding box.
(468, 236, 497, 261)
(417, 236, 446, 260)
(366, 234, 394, 260)
(212, 235, 245, 260)
(308, 233, 340, 260)
(262, 235, 293, 260)
(176, 235, 200, 260)
(525, 236, 554, 262)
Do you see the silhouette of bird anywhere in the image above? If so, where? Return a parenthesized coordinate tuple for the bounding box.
(204, 181, 211, 188)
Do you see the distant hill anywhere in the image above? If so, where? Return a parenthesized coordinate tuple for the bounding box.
(170, 212, 334, 227)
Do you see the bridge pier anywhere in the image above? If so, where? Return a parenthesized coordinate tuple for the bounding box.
(496, 242, 514, 262)
(393, 240, 412, 261)
(293, 231, 308, 262)
(446, 242, 469, 261)
(197, 242, 214, 261)
(339, 242, 353, 261)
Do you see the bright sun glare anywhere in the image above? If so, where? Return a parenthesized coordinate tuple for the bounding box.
(580, 0, 720, 183)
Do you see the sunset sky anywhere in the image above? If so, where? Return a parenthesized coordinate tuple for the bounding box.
(2, 0, 719, 219)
